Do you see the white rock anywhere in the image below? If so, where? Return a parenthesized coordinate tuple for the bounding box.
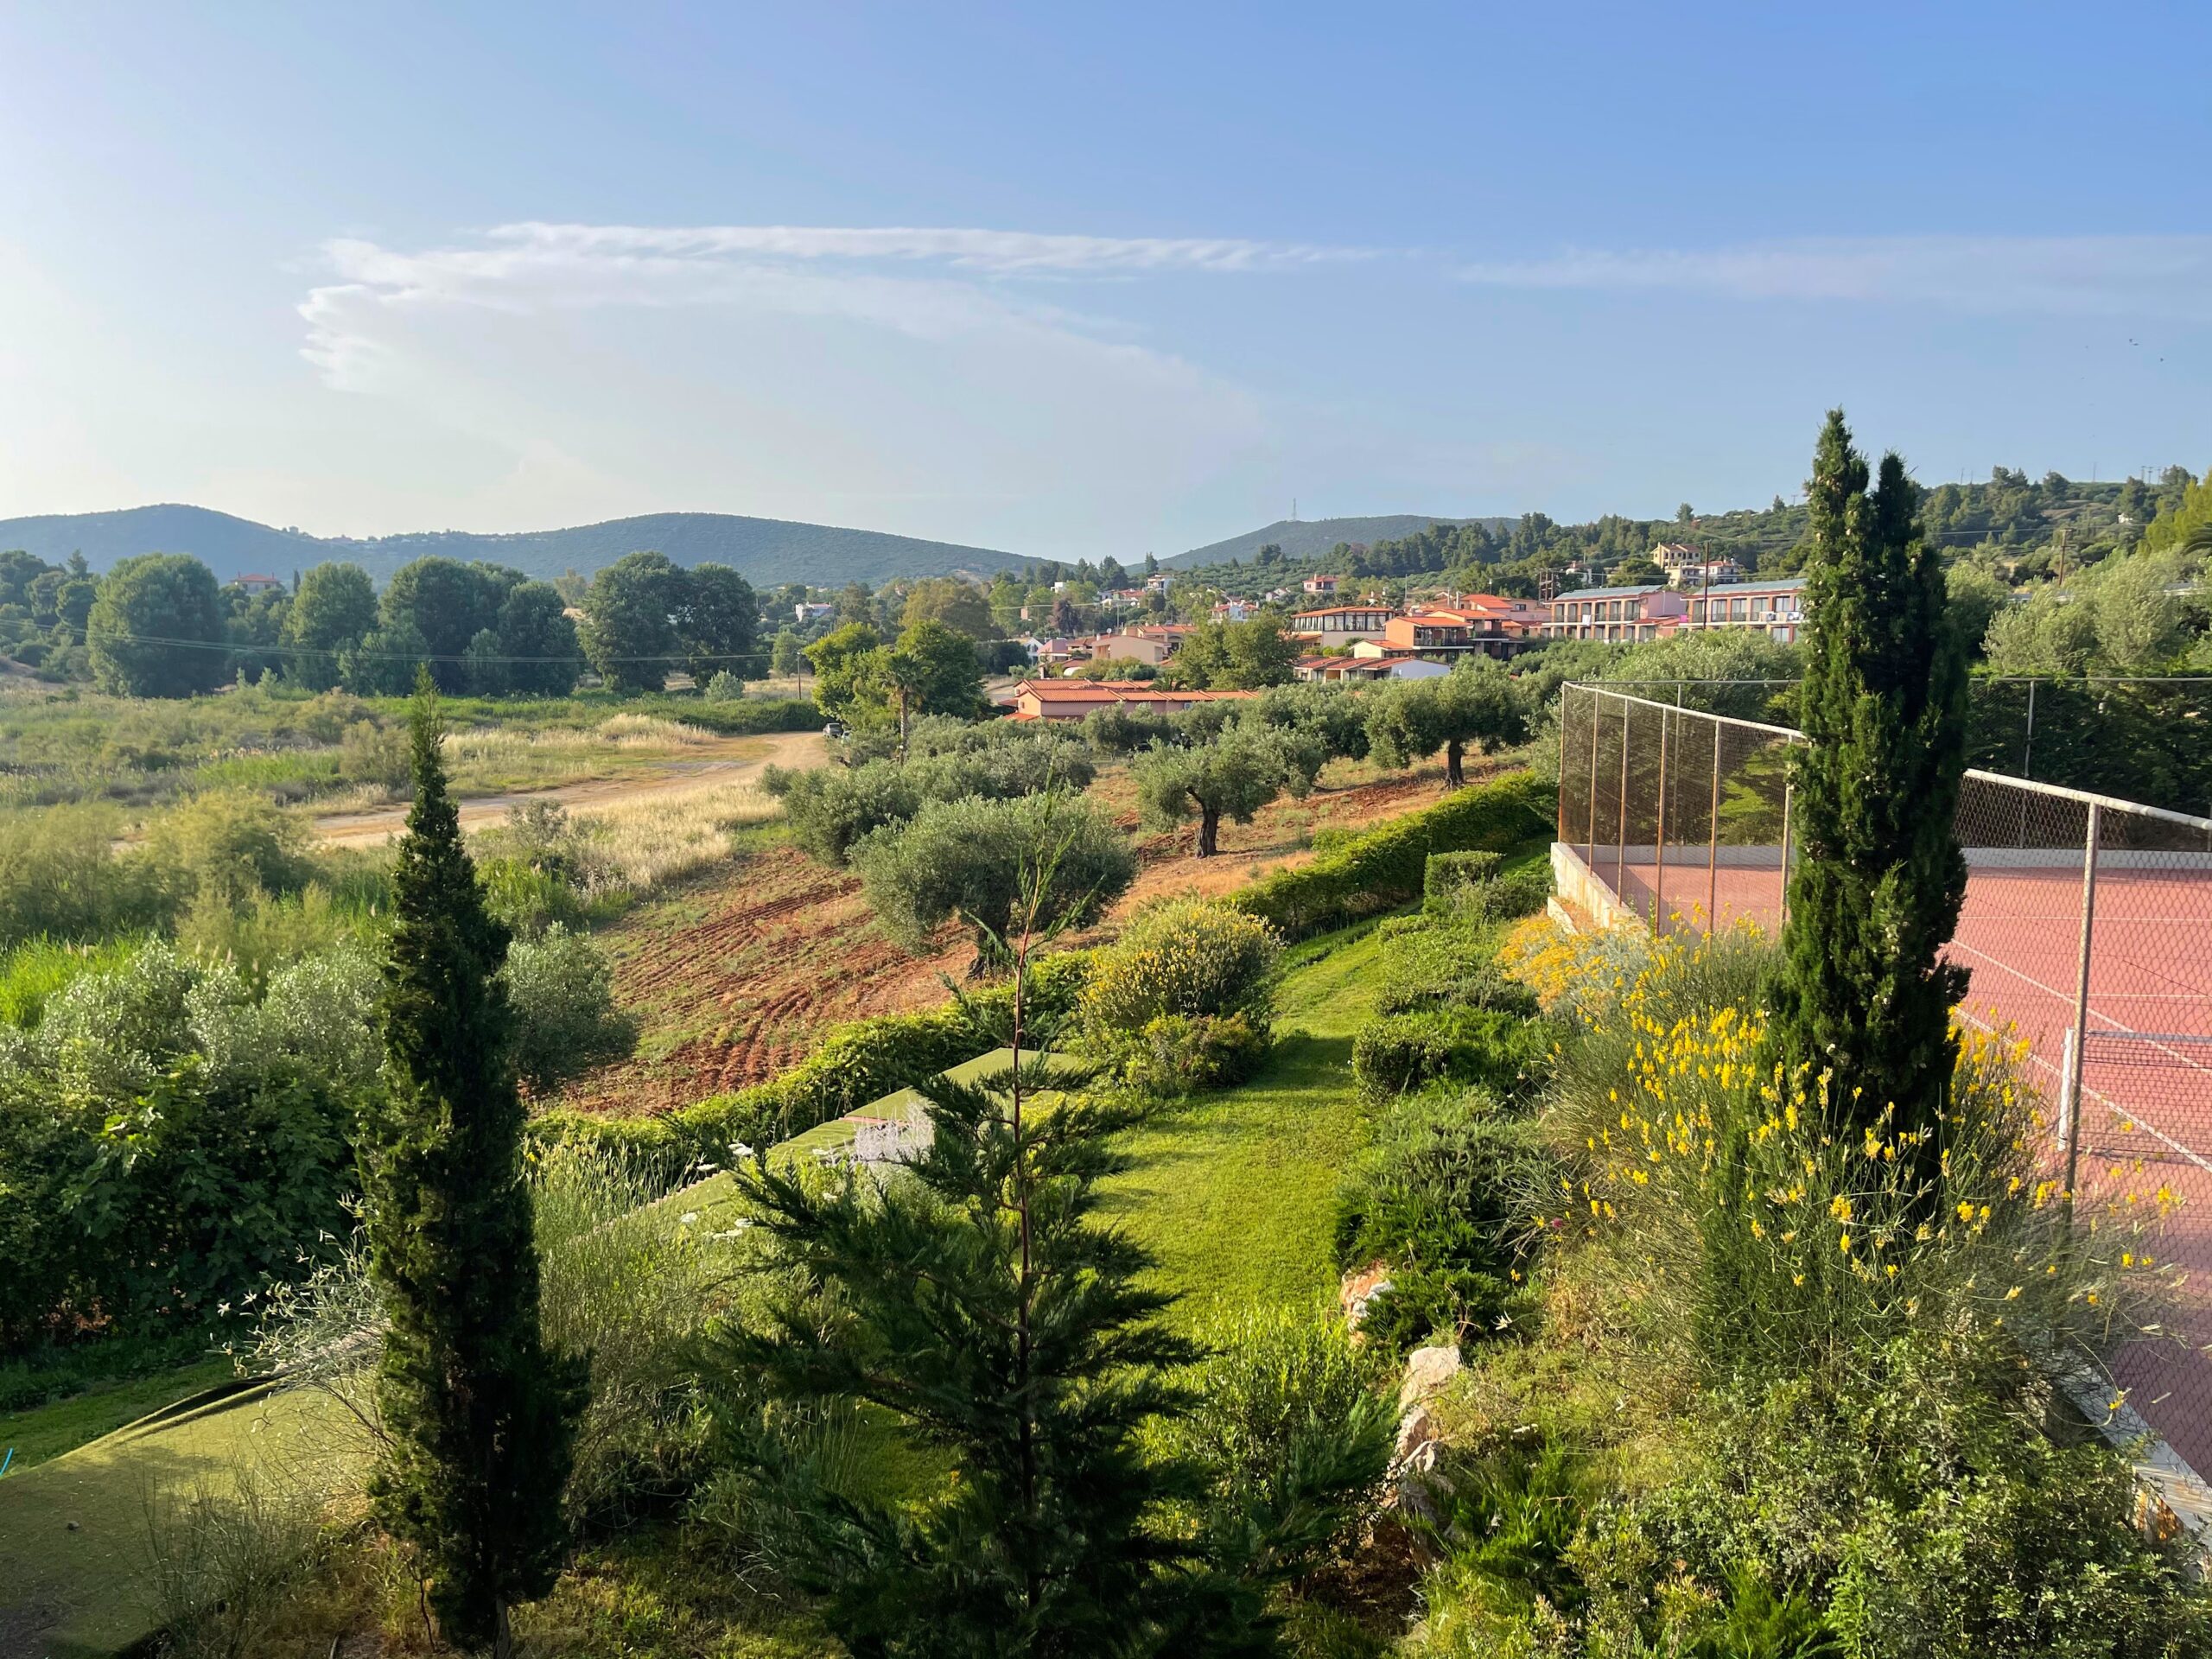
(1398, 1343, 1462, 1410)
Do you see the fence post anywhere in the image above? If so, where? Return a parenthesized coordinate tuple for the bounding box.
(1778, 778, 1793, 932)
(2062, 801, 2101, 1207)
(1616, 693, 1632, 897)
(1707, 720, 1722, 930)
(1586, 688, 1603, 868)
(1652, 706, 1669, 933)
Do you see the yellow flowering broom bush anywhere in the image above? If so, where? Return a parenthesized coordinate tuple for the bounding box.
(1545, 925, 2177, 1391)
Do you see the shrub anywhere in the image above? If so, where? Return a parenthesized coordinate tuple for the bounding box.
(1576, 1349, 2212, 1659)
(702, 670, 744, 702)
(671, 696, 822, 735)
(1424, 849, 1503, 906)
(145, 788, 313, 909)
(530, 1147, 720, 1522)
(1228, 771, 1552, 939)
(1351, 1007, 1553, 1101)
(1106, 1011, 1272, 1096)
(1373, 916, 1541, 1020)
(479, 855, 592, 938)
(849, 793, 1135, 962)
(336, 717, 410, 790)
(504, 924, 639, 1093)
(0, 804, 169, 946)
(1081, 895, 1281, 1035)
(1164, 1304, 1396, 1586)
(766, 760, 923, 865)
(1550, 925, 2142, 1388)
(1333, 1091, 1550, 1354)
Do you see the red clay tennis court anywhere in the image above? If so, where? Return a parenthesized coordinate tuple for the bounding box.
(1560, 683, 2212, 1482)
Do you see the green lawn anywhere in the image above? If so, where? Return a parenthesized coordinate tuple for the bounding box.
(0, 1356, 234, 1471)
(1102, 921, 1392, 1328)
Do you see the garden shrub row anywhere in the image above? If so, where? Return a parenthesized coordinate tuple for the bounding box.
(525, 950, 1096, 1173)
(1224, 770, 1552, 940)
(1351, 1006, 1554, 1100)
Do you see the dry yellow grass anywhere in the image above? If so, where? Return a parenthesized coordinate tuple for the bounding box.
(572, 779, 783, 894)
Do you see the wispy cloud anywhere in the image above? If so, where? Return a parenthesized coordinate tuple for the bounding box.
(1458, 235, 2212, 320)
(299, 221, 1369, 388)
(290, 221, 1322, 542)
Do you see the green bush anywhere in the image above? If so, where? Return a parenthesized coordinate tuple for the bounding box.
(1081, 895, 1281, 1035)
(850, 792, 1135, 961)
(1227, 771, 1552, 940)
(1105, 1010, 1272, 1096)
(671, 696, 822, 735)
(0, 804, 170, 946)
(1372, 916, 1541, 1019)
(1424, 849, 1503, 906)
(144, 788, 313, 909)
(1578, 1348, 2212, 1659)
(480, 855, 592, 938)
(505, 925, 639, 1093)
(1332, 1091, 1550, 1354)
(1351, 1007, 1553, 1100)
(1165, 1304, 1397, 1586)
(765, 760, 923, 866)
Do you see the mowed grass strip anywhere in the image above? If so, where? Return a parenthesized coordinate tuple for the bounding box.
(1101, 922, 1390, 1329)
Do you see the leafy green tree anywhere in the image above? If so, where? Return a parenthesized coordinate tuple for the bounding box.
(1134, 728, 1306, 857)
(86, 552, 227, 697)
(1943, 563, 2011, 658)
(463, 628, 507, 696)
(1364, 663, 1526, 787)
(803, 620, 885, 723)
(881, 620, 985, 741)
(1767, 411, 1969, 1180)
(343, 616, 432, 697)
(900, 576, 998, 640)
(834, 579, 877, 626)
(579, 550, 683, 694)
(382, 558, 524, 691)
(358, 677, 584, 1656)
(283, 562, 378, 690)
(1607, 556, 1665, 587)
(1173, 619, 1300, 690)
(494, 581, 583, 697)
(2091, 554, 2186, 671)
(675, 563, 759, 684)
(850, 790, 1135, 962)
(768, 626, 804, 679)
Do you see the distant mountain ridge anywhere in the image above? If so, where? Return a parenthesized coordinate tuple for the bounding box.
(1169, 514, 1516, 569)
(0, 504, 1028, 588)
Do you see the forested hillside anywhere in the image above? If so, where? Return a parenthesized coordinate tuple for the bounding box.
(0, 504, 1027, 588)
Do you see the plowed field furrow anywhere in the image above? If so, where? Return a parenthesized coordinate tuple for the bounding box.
(549, 759, 1466, 1117)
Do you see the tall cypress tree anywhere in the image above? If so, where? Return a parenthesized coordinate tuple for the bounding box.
(360, 671, 583, 1656)
(1768, 411, 1970, 1179)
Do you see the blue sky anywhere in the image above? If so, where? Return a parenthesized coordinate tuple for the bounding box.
(2, 2, 2207, 560)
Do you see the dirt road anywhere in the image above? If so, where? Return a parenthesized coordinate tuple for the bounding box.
(312, 729, 828, 847)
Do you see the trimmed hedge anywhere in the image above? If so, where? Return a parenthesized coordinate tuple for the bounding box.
(1225, 771, 1553, 941)
(525, 950, 1094, 1175)
(1351, 1007, 1555, 1100)
(1424, 849, 1503, 907)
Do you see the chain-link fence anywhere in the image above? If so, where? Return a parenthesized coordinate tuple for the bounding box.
(1558, 682, 2212, 1480)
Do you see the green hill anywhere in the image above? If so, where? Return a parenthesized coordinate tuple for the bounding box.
(0, 505, 1027, 588)
(1169, 513, 1514, 569)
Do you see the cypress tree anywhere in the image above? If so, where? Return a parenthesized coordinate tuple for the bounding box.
(360, 671, 583, 1655)
(1768, 411, 1970, 1179)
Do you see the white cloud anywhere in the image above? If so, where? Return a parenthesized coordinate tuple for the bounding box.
(291, 222, 1324, 546)
(1458, 236, 2212, 320)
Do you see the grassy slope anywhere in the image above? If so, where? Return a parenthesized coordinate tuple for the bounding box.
(0, 1357, 233, 1471)
(1102, 922, 1390, 1326)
